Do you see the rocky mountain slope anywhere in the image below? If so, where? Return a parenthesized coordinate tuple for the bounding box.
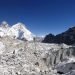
(43, 26, 75, 45)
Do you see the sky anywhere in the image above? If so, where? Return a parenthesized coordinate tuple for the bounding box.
(0, 0, 75, 36)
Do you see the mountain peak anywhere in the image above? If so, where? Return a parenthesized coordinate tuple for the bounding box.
(43, 26, 75, 45)
(0, 21, 34, 41)
(12, 22, 27, 30)
(16, 22, 24, 25)
(1, 21, 9, 28)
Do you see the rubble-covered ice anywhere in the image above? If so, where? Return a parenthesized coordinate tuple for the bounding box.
(0, 37, 75, 75)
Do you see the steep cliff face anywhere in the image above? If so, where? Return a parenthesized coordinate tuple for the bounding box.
(43, 26, 75, 45)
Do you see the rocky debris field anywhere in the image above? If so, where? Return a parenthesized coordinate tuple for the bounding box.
(0, 37, 75, 75)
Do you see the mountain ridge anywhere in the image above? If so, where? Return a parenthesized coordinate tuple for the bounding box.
(43, 26, 75, 45)
(0, 21, 34, 41)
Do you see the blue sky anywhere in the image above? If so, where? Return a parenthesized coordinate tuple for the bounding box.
(0, 0, 75, 36)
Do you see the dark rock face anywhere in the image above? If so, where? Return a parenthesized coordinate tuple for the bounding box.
(42, 27, 75, 45)
(42, 33, 55, 43)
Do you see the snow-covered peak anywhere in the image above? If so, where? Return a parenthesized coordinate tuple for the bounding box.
(11, 22, 30, 33)
(0, 21, 9, 28)
(0, 22, 34, 41)
(0, 21, 10, 37)
(7, 22, 34, 41)
(12, 22, 26, 28)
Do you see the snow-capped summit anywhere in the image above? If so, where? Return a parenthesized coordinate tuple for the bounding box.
(1, 21, 9, 28)
(0, 21, 34, 41)
(7, 22, 34, 41)
(0, 21, 10, 37)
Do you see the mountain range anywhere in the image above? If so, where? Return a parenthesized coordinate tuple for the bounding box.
(1, 21, 75, 45)
(43, 26, 75, 45)
(0, 21, 34, 41)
